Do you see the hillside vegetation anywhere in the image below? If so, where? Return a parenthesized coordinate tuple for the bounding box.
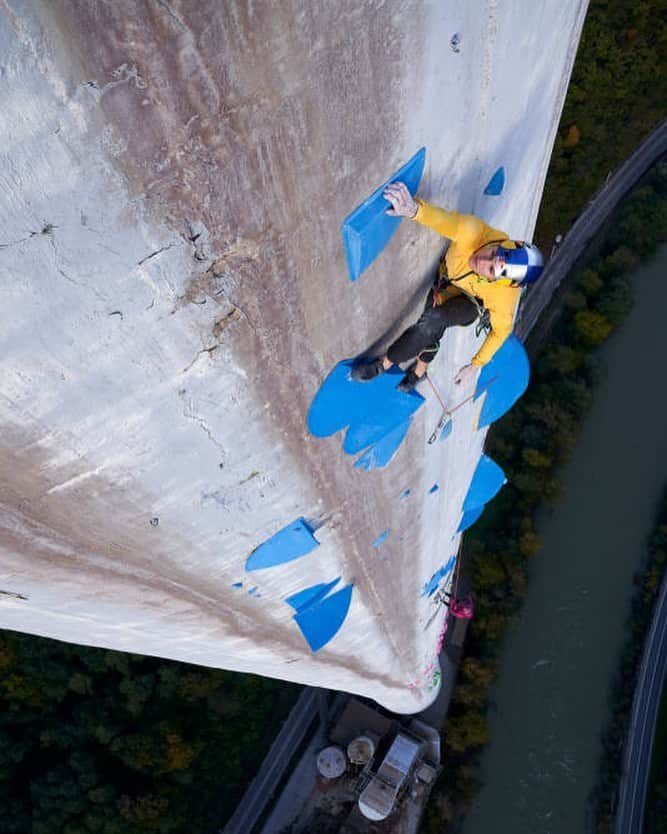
(535, 0, 666, 248)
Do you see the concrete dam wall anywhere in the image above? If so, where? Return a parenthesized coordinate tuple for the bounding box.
(0, 0, 587, 712)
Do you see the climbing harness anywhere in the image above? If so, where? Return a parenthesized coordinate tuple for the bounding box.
(435, 268, 491, 337)
(449, 595, 474, 619)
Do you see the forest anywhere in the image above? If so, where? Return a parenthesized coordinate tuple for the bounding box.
(0, 633, 297, 833)
(534, 0, 667, 249)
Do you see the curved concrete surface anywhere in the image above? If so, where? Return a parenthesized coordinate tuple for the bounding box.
(0, 0, 586, 711)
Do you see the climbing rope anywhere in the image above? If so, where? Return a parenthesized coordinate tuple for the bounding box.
(453, 537, 464, 602)
(425, 374, 447, 411)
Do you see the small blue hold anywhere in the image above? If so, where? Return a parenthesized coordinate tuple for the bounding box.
(439, 421, 453, 442)
(231, 582, 243, 589)
(429, 484, 439, 494)
(484, 166, 505, 196)
(400, 489, 411, 499)
(421, 555, 457, 597)
(372, 530, 390, 548)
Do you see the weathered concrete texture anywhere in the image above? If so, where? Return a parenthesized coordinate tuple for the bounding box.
(0, 0, 587, 711)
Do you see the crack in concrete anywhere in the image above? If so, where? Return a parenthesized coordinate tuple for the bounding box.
(187, 221, 210, 262)
(81, 64, 146, 101)
(56, 269, 104, 301)
(0, 589, 28, 601)
(0, 235, 31, 249)
(137, 242, 177, 266)
(156, 0, 188, 30)
(212, 307, 243, 338)
(0, 224, 57, 250)
(180, 343, 220, 375)
(212, 288, 256, 331)
(178, 390, 225, 453)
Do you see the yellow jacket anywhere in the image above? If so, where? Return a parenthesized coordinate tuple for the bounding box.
(413, 199, 521, 366)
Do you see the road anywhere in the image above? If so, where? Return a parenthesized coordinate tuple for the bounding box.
(220, 687, 321, 834)
(613, 574, 667, 834)
(517, 118, 667, 343)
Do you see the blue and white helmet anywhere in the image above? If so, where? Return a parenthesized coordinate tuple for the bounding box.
(497, 242, 544, 285)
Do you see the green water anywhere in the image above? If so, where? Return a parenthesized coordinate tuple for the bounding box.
(460, 246, 667, 834)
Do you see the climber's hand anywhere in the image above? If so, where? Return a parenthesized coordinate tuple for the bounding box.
(454, 364, 477, 387)
(384, 181, 418, 218)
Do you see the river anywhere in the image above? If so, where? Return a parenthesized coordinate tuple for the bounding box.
(459, 245, 667, 834)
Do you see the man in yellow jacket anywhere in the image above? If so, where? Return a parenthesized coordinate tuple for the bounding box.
(351, 181, 544, 392)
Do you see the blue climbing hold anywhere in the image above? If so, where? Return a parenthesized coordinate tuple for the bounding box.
(457, 505, 485, 533)
(372, 530, 390, 548)
(307, 360, 425, 471)
(421, 555, 456, 597)
(286, 578, 341, 613)
(474, 335, 530, 429)
(353, 419, 412, 470)
(439, 420, 453, 442)
(429, 483, 439, 494)
(484, 166, 505, 196)
(463, 454, 507, 513)
(245, 518, 320, 572)
(342, 147, 426, 282)
(294, 584, 354, 652)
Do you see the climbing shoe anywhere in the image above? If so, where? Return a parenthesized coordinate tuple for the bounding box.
(351, 357, 385, 382)
(397, 367, 424, 393)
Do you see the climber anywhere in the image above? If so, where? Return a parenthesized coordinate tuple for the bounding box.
(351, 181, 544, 392)
(447, 593, 474, 620)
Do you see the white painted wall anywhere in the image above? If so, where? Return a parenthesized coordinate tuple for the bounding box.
(0, 0, 587, 712)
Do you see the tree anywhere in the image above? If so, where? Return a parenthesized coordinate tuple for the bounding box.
(522, 448, 552, 469)
(594, 276, 634, 325)
(578, 268, 603, 297)
(575, 310, 613, 345)
(445, 711, 489, 753)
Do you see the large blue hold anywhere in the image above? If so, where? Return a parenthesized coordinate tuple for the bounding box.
(307, 360, 424, 470)
(457, 505, 485, 533)
(342, 147, 426, 282)
(294, 584, 354, 652)
(286, 578, 341, 613)
(462, 454, 507, 514)
(353, 420, 411, 470)
(474, 335, 530, 429)
(245, 518, 320, 572)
